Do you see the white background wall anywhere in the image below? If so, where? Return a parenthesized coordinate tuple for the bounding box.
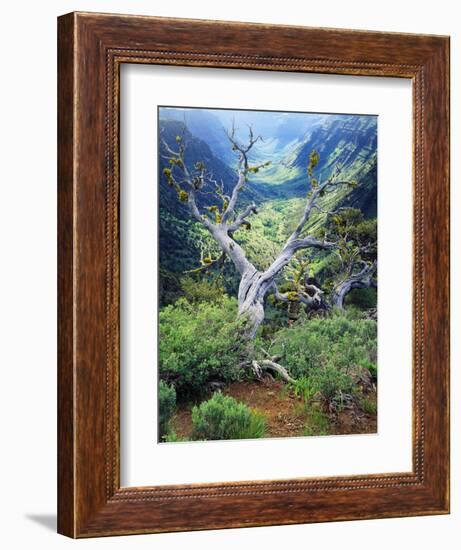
(0, 1, 457, 548)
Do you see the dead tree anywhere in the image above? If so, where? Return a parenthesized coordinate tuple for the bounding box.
(162, 125, 355, 338)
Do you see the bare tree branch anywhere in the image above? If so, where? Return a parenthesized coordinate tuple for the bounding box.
(221, 125, 266, 223)
(184, 252, 226, 274)
(251, 359, 295, 384)
(290, 179, 355, 241)
(222, 171, 246, 223)
(332, 260, 377, 309)
(227, 203, 258, 232)
(271, 282, 324, 309)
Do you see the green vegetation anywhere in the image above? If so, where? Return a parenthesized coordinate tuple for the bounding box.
(303, 408, 331, 436)
(179, 275, 226, 304)
(163, 432, 189, 443)
(360, 358, 377, 380)
(191, 392, 266, 441)
(360, 396, 378, 416)
(274, 312, 376, 411)
(158, 380, 176, 439)
(270, 312, 377, 379)
(157, 108, 378, 441)
(159, 297, 246, 400)
(158, 303, 377, 439)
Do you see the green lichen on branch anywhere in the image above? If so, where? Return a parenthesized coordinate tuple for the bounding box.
(178, 190, 189, 202)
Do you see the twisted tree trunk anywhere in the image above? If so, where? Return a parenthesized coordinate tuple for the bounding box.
(331, 261, 377, 310)
(162, 126, 351, 339)
(237, 269, 266, 338)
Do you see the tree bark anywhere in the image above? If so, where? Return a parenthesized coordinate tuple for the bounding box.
(331, 262, 376, 310)
(237, 268, 269, 338)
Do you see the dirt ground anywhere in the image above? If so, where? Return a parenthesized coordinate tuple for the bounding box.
(170, 379, 377, 440)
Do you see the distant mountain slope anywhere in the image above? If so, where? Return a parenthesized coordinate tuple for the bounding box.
(158, 119, 265, 281)
(293, 116, 377, 176)
(159, 108, 235, 164)
(159, 118, 266, 206)
(157, 112, 377, 302)
(247, 115, 377, 219)
(291, 115, 377, 218)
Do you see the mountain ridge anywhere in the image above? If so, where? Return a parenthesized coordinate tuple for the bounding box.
(157, 110, 377, 301)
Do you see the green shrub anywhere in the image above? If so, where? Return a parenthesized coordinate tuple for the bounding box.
(293, 365, 355, 412)
(345, 287, 377, 309)
(158, 380, 176, 439)
(358, 358, 377, 380)
(293, 376, 318, 403)
(303, 407, 331, 436)
(180, 275, 226, 304)
(191, 392, 266, 441)
(309, 363, 355, 411)
(159, 297, 246, 400)
(360, 396, 377, 415)
(272, 311, 377, 380)
(272, 311, 376, 411)
(164, 431, 189, 443)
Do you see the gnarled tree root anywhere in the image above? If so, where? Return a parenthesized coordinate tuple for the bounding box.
(251, 359, 295, 384)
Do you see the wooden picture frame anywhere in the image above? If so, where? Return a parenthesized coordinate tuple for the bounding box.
(57, 12, 450, 538)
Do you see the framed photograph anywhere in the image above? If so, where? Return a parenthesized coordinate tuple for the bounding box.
(57, 12, 450, 537)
